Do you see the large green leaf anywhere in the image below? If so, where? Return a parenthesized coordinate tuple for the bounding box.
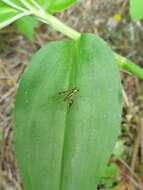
(130, 0, 143, 20)
(14, 33, 122, 190)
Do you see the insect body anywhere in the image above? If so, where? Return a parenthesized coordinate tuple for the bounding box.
(59, 87, 79, 107)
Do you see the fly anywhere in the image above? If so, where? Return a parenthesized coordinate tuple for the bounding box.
(59, 87, 79, 107)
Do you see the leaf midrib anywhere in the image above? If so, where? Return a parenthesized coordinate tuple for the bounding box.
(59, 41, 79, 190)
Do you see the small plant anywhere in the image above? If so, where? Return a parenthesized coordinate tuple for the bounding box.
(0, 0, 143, 189)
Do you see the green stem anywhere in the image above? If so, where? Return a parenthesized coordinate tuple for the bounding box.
(36, 11, 81, 40)
(34, 10, 143, 80)
(115, 54, 143, 80)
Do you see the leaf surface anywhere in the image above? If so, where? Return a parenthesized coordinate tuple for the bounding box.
(24, 0, 78, 12)
(45, 0, 78, 12)
(14, 33, 122, 190)
(0, 6, 20, 29)
(2, 0, 78, 12)
(0, 2, 32, 29)
(130, 0, 143, 20)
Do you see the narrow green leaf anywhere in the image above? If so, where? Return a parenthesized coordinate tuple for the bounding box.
(130, 0, 143, 20)
(16, 16, 39, 41)
(14, 33, 122, 190)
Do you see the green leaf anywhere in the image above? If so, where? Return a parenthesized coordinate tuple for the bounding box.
(14, 33, 122, 190)
(0, 2, 32, 30)
(130, 0, 143, 20)
(101, 164, 119, 188)
(0, 7, 19, 29)
(45, 0, 78, 13)
(103, 164, 119, 179)
(0, 2, 6, 6)
(23, 0, 78, 12)
(16, 16, 39, 42)
(2, 0, 78, 13)
(113, 140, 125, 159)
(0, 0, 25, 10)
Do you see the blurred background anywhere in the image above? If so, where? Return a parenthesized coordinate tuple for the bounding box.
(0, 0, 143, 189)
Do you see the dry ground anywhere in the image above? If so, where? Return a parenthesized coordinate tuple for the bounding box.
(0, 0, 143, 189)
